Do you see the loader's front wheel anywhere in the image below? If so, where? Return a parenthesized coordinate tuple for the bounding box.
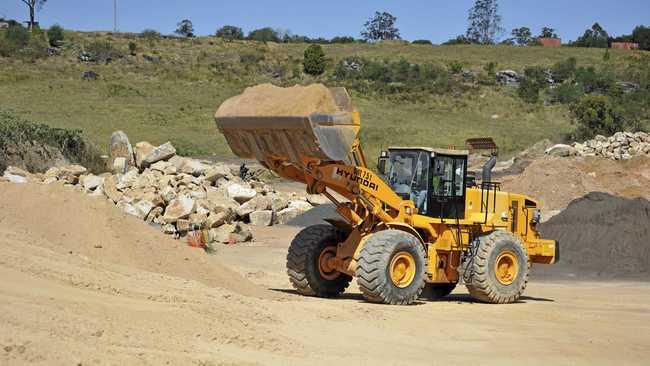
(465, 231, 530, 304)
(286, 224, 352, 298)
(356, 230, 426, 305)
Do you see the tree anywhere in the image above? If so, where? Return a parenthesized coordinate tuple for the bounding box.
(632, 25, 650, 50)
(303, 44, 326, 76)
(466, 0, 504, 44)
(19, 0, 47, 31)
(511, 27, 532, 46)
(573, 23, 609, 48)
(248, 27, 280, 42)
(175, 19, 194, 38)
(540, 27, 558, 38)
(216, 25, 244, 41)
(361, 11, 400, 42)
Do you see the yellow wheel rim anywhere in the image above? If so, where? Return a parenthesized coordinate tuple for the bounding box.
(495, 251, 519, 285)
(318, 246, 340, 281)
(389, 251, 416, 288)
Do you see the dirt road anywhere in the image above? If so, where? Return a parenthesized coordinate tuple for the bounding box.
(1, 183, 649, 365)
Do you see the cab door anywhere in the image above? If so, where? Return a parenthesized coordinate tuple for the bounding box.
(427, 154, 467, 219)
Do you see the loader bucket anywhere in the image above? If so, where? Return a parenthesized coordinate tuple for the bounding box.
(214, 87, 360, 165)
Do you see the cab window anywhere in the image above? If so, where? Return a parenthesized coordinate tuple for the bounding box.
(432, 156, 464, 197)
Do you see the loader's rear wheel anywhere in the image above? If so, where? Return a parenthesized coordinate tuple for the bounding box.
(420, 283, 457, 300)
(356, 230, 426, 305)
(465, 231, 530, 304)
(286, 224, 352, 298)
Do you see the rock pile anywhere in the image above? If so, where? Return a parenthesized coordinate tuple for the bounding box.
(545, 132, 650, 160)
(1, 133, 324, 245)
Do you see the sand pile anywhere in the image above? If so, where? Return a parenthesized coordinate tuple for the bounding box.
(501, 155, 650, 210)
(0, 182, 271, 298)
(216, 83, 341, 117)
(535, 192, 650, 280)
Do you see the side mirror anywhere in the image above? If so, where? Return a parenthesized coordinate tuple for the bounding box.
(377, 151, 388, 175)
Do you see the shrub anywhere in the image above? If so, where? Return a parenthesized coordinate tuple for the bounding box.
(239, 52, 265, 65)
(140, 29, 161, 40)
(0, 110, 103, 173)
(216, 25, 244, 41)
(412, 39, 432, 45)
(549, 83, 585, 104)
(570, 95, 627, 139)
(85, 40, 122, 63)
(575, 66, 615, 93)
(47, 24, 64, 47)
(518, 66, 547, 103)
(128, 41, 137, 55)
(303, 44, 326, 76)
(443, 35, 471, 45)
(1, 24, 30, 56)
(447, 60, 463, 74)
(551, 57, 577, 83)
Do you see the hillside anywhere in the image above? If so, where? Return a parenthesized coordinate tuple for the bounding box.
(1, 31, 648, 161)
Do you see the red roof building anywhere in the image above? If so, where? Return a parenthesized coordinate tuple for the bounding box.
(611, 42, 639, 50)
(538, 38, 562, 47)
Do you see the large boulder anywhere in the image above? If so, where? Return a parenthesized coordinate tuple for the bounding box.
(103, 175, 123, 203)
(115, 168, 139, 190)
(545, 144, 577, 157)
(204, 164, 232, 182)
(162, 195, 195, 223)
(109, 131, 135, 169)
(112, 157, 128, 174)
(306, 194, 328, 206)
(180, 158, 210, 176)
(46, 165, 87, 184)
(133, 200, 155, 219)
(250, 210, 274, 226)
(236, 195, 271, 217)
(226, 183, 257, 203)
(2, 171, 27, 184)
(139, 142, 177, 168)
(82, 174, 104, 191)
(134, 141, 155, 168)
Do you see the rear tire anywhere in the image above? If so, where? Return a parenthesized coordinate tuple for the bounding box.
(286, 224, 352, 298)
(356, 230, 426, 305)
(420, 283, 456, 300)
(465, 231, 529, 304)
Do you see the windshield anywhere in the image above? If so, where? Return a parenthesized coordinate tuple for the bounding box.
(387, 150, 429, 212)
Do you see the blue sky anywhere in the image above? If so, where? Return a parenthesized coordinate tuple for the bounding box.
(1, 1, 648, 43)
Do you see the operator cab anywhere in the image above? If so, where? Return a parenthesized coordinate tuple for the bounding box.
(378, 147, 468, 220)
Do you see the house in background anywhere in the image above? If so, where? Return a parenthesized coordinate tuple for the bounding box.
(538, 37, 562, 47)
(0, 22, 9, 29)
(611, 42, 639, 50)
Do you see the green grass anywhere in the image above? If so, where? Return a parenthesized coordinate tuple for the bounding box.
(0, 31, 644, 164)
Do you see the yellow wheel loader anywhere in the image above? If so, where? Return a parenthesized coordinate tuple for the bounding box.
(215, 88, 557, 305)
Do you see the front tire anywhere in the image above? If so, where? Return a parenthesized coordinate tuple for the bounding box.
(465, 231, 530, 304)
(286, 224, 352, 298)
(356, 230, 426, 305)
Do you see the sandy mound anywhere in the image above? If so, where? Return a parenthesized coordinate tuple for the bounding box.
(216, 83, 341, 117)
(0, 182, 270, 299)
(536, 192, 650, 280)
(501, 155, 650, 210)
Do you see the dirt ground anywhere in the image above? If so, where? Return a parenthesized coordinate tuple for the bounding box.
(1, 183, 650, 366)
